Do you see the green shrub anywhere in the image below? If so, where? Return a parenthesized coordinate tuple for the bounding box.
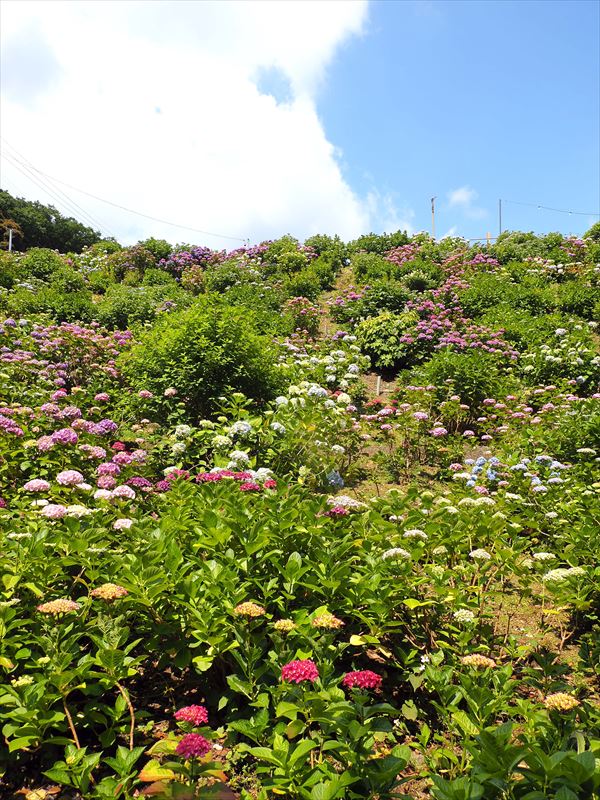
(204, 260, 250, 293)
(5, 285, 94, 322)
(304, 233, 348, 264)
(557, 280, 598, 319)
(460, 274, 556, 317)
(106, 245, 156, 282)
(284, 268, 322, 300)
(310, 254, 338, 289)
(356, 310, 419, 370)
(414, 349, 517, 408)
(19, 248, 66, 280)
(119, 297, 285, 421)
(349, 230, 410, 255)
(402, 267, 440, 292)
(352, 252, 391, 282)
(359, 280, 410, 318)
(49, 266, 86, 293)
(480, 307, 571, 349)
(0, 251, 19, 289)
(136, 237, 172, 261)
(94, 284, 191, 329)
(143, 268, 178, 287)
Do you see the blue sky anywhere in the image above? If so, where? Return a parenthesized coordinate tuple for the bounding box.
(318, 0, 600, 238)
(1, 0, 598, 245)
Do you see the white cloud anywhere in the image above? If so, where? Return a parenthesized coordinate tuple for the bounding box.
(447, 185, 487, 220)
(0, 0, 411, 246)
(440, 225, 459, 239)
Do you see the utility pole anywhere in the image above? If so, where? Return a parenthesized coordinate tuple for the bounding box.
(498, 199, 502, 237)
(431, 196, 436, 240)
(8, 228, 13, 252)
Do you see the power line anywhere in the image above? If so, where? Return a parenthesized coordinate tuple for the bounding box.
(503, 198, 600, 217)
(2, 152, 100, 230)
(2, 150, 115, 238)
(2, 141, 115, 236)
(0, 138, 247, 243)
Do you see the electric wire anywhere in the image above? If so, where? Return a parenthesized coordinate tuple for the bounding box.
(0, 138, 246, 243)
(1, 145, 115, 237)
(502, 198, 600, 217)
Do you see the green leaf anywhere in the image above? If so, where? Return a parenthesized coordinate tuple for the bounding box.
(402, 598, 434, 610)
(276, 701, 300, 720)
(227, 674, 253, 698)
(452, 710, 479, 737)
(285, 719, 304, 740)
(289, 738, 318, 766)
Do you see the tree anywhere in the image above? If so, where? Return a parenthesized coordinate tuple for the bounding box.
(0, 217, 24, 249)
(0, 190, 103, 252)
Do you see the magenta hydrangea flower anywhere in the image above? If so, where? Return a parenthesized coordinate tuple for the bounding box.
(175, 733, 211, 759)
(324, 505, 348, 517)
(174, 705, 209, 726)
(281, 659, 319, 684)
(51, 428, 78, 446)
(342, 670, 383, 690)
(239, 481, 261, 492)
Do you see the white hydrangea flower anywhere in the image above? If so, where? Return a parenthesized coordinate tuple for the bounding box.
(453, 609, 476, 623)
(469, 549, 492, 561)
(382, 547, 411, 560)
(533, 552, 556, 561)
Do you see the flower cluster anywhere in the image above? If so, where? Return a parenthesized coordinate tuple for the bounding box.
(281, 659, 319, 684)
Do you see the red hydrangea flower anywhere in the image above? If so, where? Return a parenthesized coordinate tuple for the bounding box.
(342, 670, 382, 690)
(264, 479, 277, 489)
(281, 659, 319, 684)
(174, 704, 209, 726)
(175, 733, 211, 758)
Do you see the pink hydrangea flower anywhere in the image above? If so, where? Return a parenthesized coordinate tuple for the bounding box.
(174, 705, 209, 726)
(56, 470, 84, 486)
(40, 503, 68, 519)
(342, 670, 383, 690)
(36, 436, 54, 452)
(281, 659, 319, 684)
(113, 518, 133, 530)
(325, 505, 348, 517)
(97, 463, 121, 476)
(175, 733, 211, 759)
(112, 485, 136, 500)
(23, 479, 50, 492)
